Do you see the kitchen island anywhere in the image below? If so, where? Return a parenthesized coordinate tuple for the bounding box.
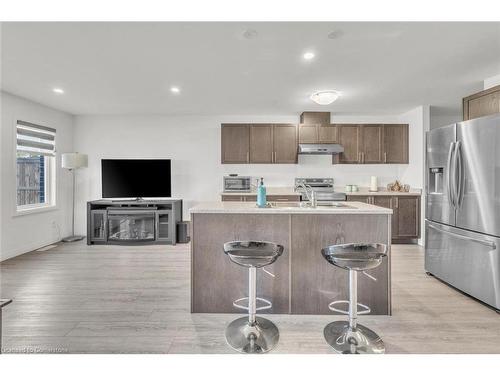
(190, 201, 392, 315)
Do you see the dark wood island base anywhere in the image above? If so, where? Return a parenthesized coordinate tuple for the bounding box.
(190, 202, 392, 315)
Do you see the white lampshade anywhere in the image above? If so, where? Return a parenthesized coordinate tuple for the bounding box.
(310, 90, 340, 105)
(62, 153, 88, 169)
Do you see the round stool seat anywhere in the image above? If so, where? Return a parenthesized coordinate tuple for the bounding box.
(224, 241, 283, 268)
(321, 243, 387, 271)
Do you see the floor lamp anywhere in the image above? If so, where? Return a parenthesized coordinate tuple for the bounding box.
(62, 152, 88, 242)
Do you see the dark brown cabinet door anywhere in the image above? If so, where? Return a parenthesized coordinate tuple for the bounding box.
(221, 124, 249, 163)
(395, 196, 420, 238)
(346, 195, 371, 204)
(463, 85, 500, 120)
(467, 92, 500, 120)
(383, 124, 409, 164)
(337, 125, 361, 163)
(298, 124, 318, 143)
(300, 111, 330, 125)
(221, 195, 244, 202)
(318, 125, 337, 143)
(372, 196, 397, 237)
(249, 125, 273, 163)
(273, 124, 298, 163)
(360, 125, 383, 163)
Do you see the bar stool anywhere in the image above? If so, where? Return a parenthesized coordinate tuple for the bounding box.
(321, 243, 387, 354)
(223, 241, 284, 353)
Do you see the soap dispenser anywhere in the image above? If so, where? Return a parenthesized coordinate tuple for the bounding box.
(257, 177, 267, 208)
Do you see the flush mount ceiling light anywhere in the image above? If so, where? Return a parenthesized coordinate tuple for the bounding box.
(52, 87, 64, 94)
(170, 86, 180, 94)
(310, 90, 340, 105)
(303, 52, 315, 60)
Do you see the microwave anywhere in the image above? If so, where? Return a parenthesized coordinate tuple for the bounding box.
(223, 176, 252, 192)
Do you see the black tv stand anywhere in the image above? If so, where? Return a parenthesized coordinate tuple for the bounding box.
(87, 199, 182, 245)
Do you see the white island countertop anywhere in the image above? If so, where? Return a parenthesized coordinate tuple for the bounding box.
(190, 201, 392, 215)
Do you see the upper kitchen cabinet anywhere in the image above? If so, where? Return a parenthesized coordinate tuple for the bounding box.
(298, 111, 337, 144)
(334, 123, 409, 164)
(383, 124, 409, 163)
(298, 124, 318, 143)
(221, 123, 298, 164)
(221, 124, 249, 164)
(360, 124, 384, 163)
(463, 85, 500, 120)
(249, 125, 273, 163)
(336, 124, 361, 163)
(300, 111, 330, 125)
(273, 124, 298, 163)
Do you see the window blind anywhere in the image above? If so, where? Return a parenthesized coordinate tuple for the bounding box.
(16, 120, 56, 156)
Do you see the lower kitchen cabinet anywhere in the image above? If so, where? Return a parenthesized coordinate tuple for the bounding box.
(345, 195, 370, 204)
(393, 196, 420, 239)
(347, 194, 421, 242)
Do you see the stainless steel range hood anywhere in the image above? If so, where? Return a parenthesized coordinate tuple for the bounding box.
(298, 143, 344, 155)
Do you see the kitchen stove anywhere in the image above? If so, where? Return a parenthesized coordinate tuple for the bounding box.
(294, 178, 346, 202)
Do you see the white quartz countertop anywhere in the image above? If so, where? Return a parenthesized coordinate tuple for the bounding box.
(220, 186, 421, 196)
(190, 201, 392, 214)
(344, 187, 422, 196)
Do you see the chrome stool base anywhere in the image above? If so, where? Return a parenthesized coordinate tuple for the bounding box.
(324, 321, 385, 354)
(225, 316, 279, 354)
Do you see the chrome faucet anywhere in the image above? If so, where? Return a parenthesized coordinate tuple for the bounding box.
(299, 183, 317, 208)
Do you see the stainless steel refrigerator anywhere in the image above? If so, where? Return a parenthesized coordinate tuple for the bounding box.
(425, 113, 500, 311)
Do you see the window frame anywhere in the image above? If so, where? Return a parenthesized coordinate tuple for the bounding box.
(13, 120, 57, 215)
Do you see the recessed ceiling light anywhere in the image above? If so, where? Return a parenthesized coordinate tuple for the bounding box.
(310, 90, 340, 105)
(303, 52, 315, 60)
(170, 86, 180, 94)
(52, 88, 64, 94)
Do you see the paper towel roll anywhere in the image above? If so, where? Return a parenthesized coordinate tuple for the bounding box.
(370, 176, 378, 192)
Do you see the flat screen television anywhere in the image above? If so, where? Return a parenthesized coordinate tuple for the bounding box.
(101, 159, 171, 198)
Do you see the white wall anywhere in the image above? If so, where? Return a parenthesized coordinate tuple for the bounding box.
(484, 74, 500, 90)
(0, 92, 74, 261)
(430, 106, 462, 130)
(398, 105, 429, 245)
(73, 109, 427, 235)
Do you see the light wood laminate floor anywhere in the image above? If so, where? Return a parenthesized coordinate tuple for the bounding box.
(1, 242, 499, 354)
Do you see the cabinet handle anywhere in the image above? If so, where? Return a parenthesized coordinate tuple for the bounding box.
(395, 197, 399, 208)
(363, 152, 365, 163)
(358, 152, 361, 163)
(274, 151, 277, 163)
(246, 151, 249, 163)
(384, 152, 387, 163)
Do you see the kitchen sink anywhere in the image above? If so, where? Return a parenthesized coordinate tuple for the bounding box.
(264, 202, 357, 209)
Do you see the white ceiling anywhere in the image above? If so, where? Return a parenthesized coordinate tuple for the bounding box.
(1, 22, 500, 116)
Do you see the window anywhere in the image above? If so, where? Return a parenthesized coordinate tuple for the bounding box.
(16, 120, 56, 211)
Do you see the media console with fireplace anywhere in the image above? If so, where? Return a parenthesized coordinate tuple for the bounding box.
(86, 199, 183, 245)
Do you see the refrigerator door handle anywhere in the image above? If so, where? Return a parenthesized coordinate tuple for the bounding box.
(446, 142, 456, 208)
(455, 141, 465, 208)
(428, 223, 497, 249)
